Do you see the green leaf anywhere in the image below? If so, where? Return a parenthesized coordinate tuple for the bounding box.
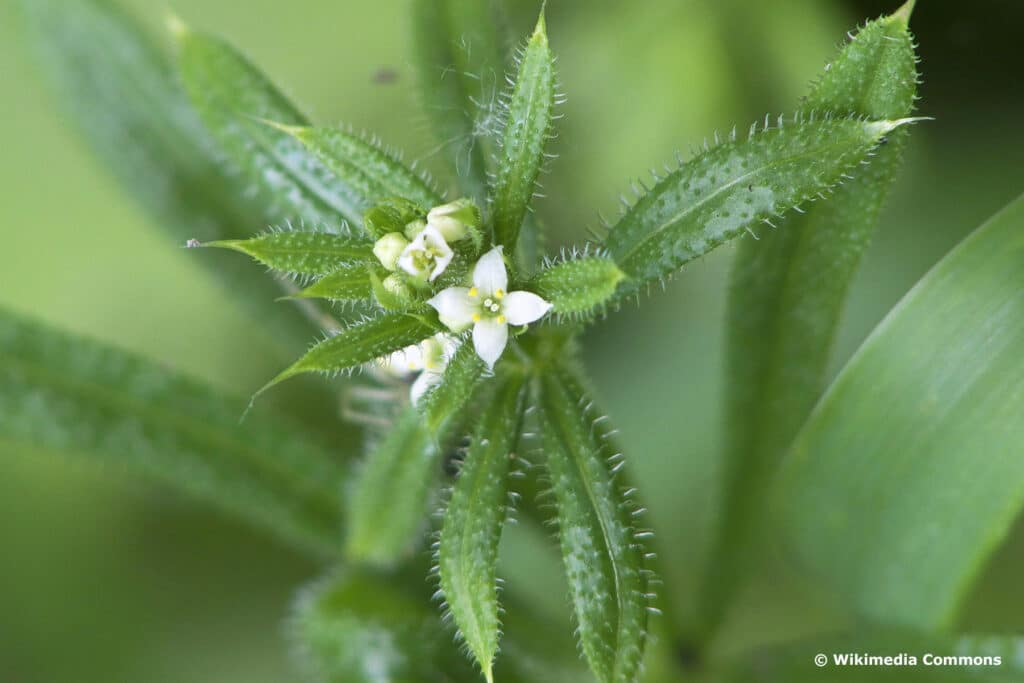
(290, 265, 373, 303)
(531, 255, 626, 319)
(774, 193, 1024, 630)
(707, 4, 920, 632)
(439, 375, 526, 682)
(726, 629, 1024, 682)
(292, 569, 481, 683)
(537, 370, 650, 683)
(19, 0, 316, 351)
(491, 10, 556, 250)
(603, 115, 921, 293)
(175, 24, 403, 230)
(261, 314, 437, 394)
(420, 339, 488, 433)
(343, 408, 440, 566)
(203, 231, 374, 276)
(285, 126, 442, 211)
(0, 309, 346, 557)
(411, 0, 507, 198)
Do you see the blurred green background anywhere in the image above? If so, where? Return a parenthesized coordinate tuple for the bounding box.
(1, 0, 1022, 680)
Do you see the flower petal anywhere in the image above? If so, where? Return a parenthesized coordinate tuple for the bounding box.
(503, 291, 553, 325)
(410, 368, 443, 406)
(472, 246, 507, 295)
(428, 287, 475, 332)
(472, 319, 508, 370)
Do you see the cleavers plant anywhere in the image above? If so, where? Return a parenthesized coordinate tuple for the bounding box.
(11, 0, 1024, 682)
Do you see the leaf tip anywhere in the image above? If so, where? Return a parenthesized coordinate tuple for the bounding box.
(891, 0, 917, 25)
(532, 1, 549, 43)
(256, 117, 306, 138)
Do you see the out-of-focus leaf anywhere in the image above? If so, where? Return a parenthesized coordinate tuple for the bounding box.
(775, 193, 1024, 630)
(603, 116, 920, 295)
(286, 125, 442, 210)
(203, 231, 374, 276)
(708, 3, 920, 631)
(18, 0, 315, 351)
(175, 24, 400, 230)
(411, 0, 507, 199)
(537, 370, 649, 683)
(343, 408, 439, 566)
(420, 339, 488, 433)
(0, 309, 345, 557)
(725, 630, 1024, 682)
(439, 375, 525, 682)
(491, 10, 556, 250)
(261, 314, 437, 394)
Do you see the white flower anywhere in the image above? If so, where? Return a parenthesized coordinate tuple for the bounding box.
(427, 246, 552, 369)
(397, 225, 453, 281)
(378, 334, 457, 405)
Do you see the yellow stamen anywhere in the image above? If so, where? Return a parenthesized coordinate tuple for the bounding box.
(468, 287, 479, 297)
(472, 312, 482, 323)
(495, 289, 505, 299)
(497, 315, 507, 324)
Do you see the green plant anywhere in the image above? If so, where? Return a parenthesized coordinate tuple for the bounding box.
(8, 0, 1024, 682)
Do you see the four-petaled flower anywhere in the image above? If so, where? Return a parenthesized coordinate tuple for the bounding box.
(428, 247, 552, 369)
(397, 225, 453, 281)
(379, 334, 456, 404)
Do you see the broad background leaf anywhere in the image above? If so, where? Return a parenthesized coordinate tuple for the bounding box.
(775, 193, 1024, 630)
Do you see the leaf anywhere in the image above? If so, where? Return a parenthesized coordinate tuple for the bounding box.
(291, 265, 373, 303)
(420, 339, 489, 433)
(726, 629, 1024, 682)
(343, 408, 440, 566)
(491, 10, 556, 250)
(438, 375, 526, 682)
(291, 569, 481, 683)
(536, 370, 650, 683)
(707, 3, 920, 631)
(0, 309, 346, 557)
(19, 0, 316, 351)
(603, 115, 921, 293)
(774, 193, 1024, 630)
(203, 231, 374, 276)
(531, 256, 626, 319)
(286, 125, 442, 210)
(411, 0, 507, 198)
(261, 314, 437, 394)
(175, 24, 409, 230)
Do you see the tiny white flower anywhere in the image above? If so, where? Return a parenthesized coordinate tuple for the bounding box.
(427, 246, 552, 369)
(377, 334, 458, 405)
(397, 225, 454, 281)
(372, 232, 409, 271)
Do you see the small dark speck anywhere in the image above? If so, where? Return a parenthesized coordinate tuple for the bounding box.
(373, 67, 399, 85)
(878, 136, 889, 146)
(747, 184, 754, 192)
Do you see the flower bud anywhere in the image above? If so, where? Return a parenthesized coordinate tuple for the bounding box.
(404, 219, 428, 241)
(427, 198, 480, 242)
(372, 232, 409, 272)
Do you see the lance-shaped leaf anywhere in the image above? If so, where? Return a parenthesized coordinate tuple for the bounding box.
(260, 314, 437, 395)
(0, 309, 347, 557)
(412, 0, 507, 199)
(707, 3, 920, 631)
(491, 10, 556, 250)
(438, 375, 526, 682)
(420, 339, 489, 433)
(531, 255, 626, 319)
(19, 0, 317, 351)
(203, 231, 374, 276)
(725, 630, 1024, 682)
(774, 193, 1024, 630)
(284, 125, 442, 210)
(343, 408, 440, 566)
(175, 23, 424, 230)
(290, 265, 373, 303)
(603, 115, 921, 293)
(537, 371, 649, 683)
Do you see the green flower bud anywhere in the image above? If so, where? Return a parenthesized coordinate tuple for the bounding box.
(373, 232, 409, 272)
(363, 198, 424, 239)
(427, 198, 480, 242)
(404, 219, 428, 241)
